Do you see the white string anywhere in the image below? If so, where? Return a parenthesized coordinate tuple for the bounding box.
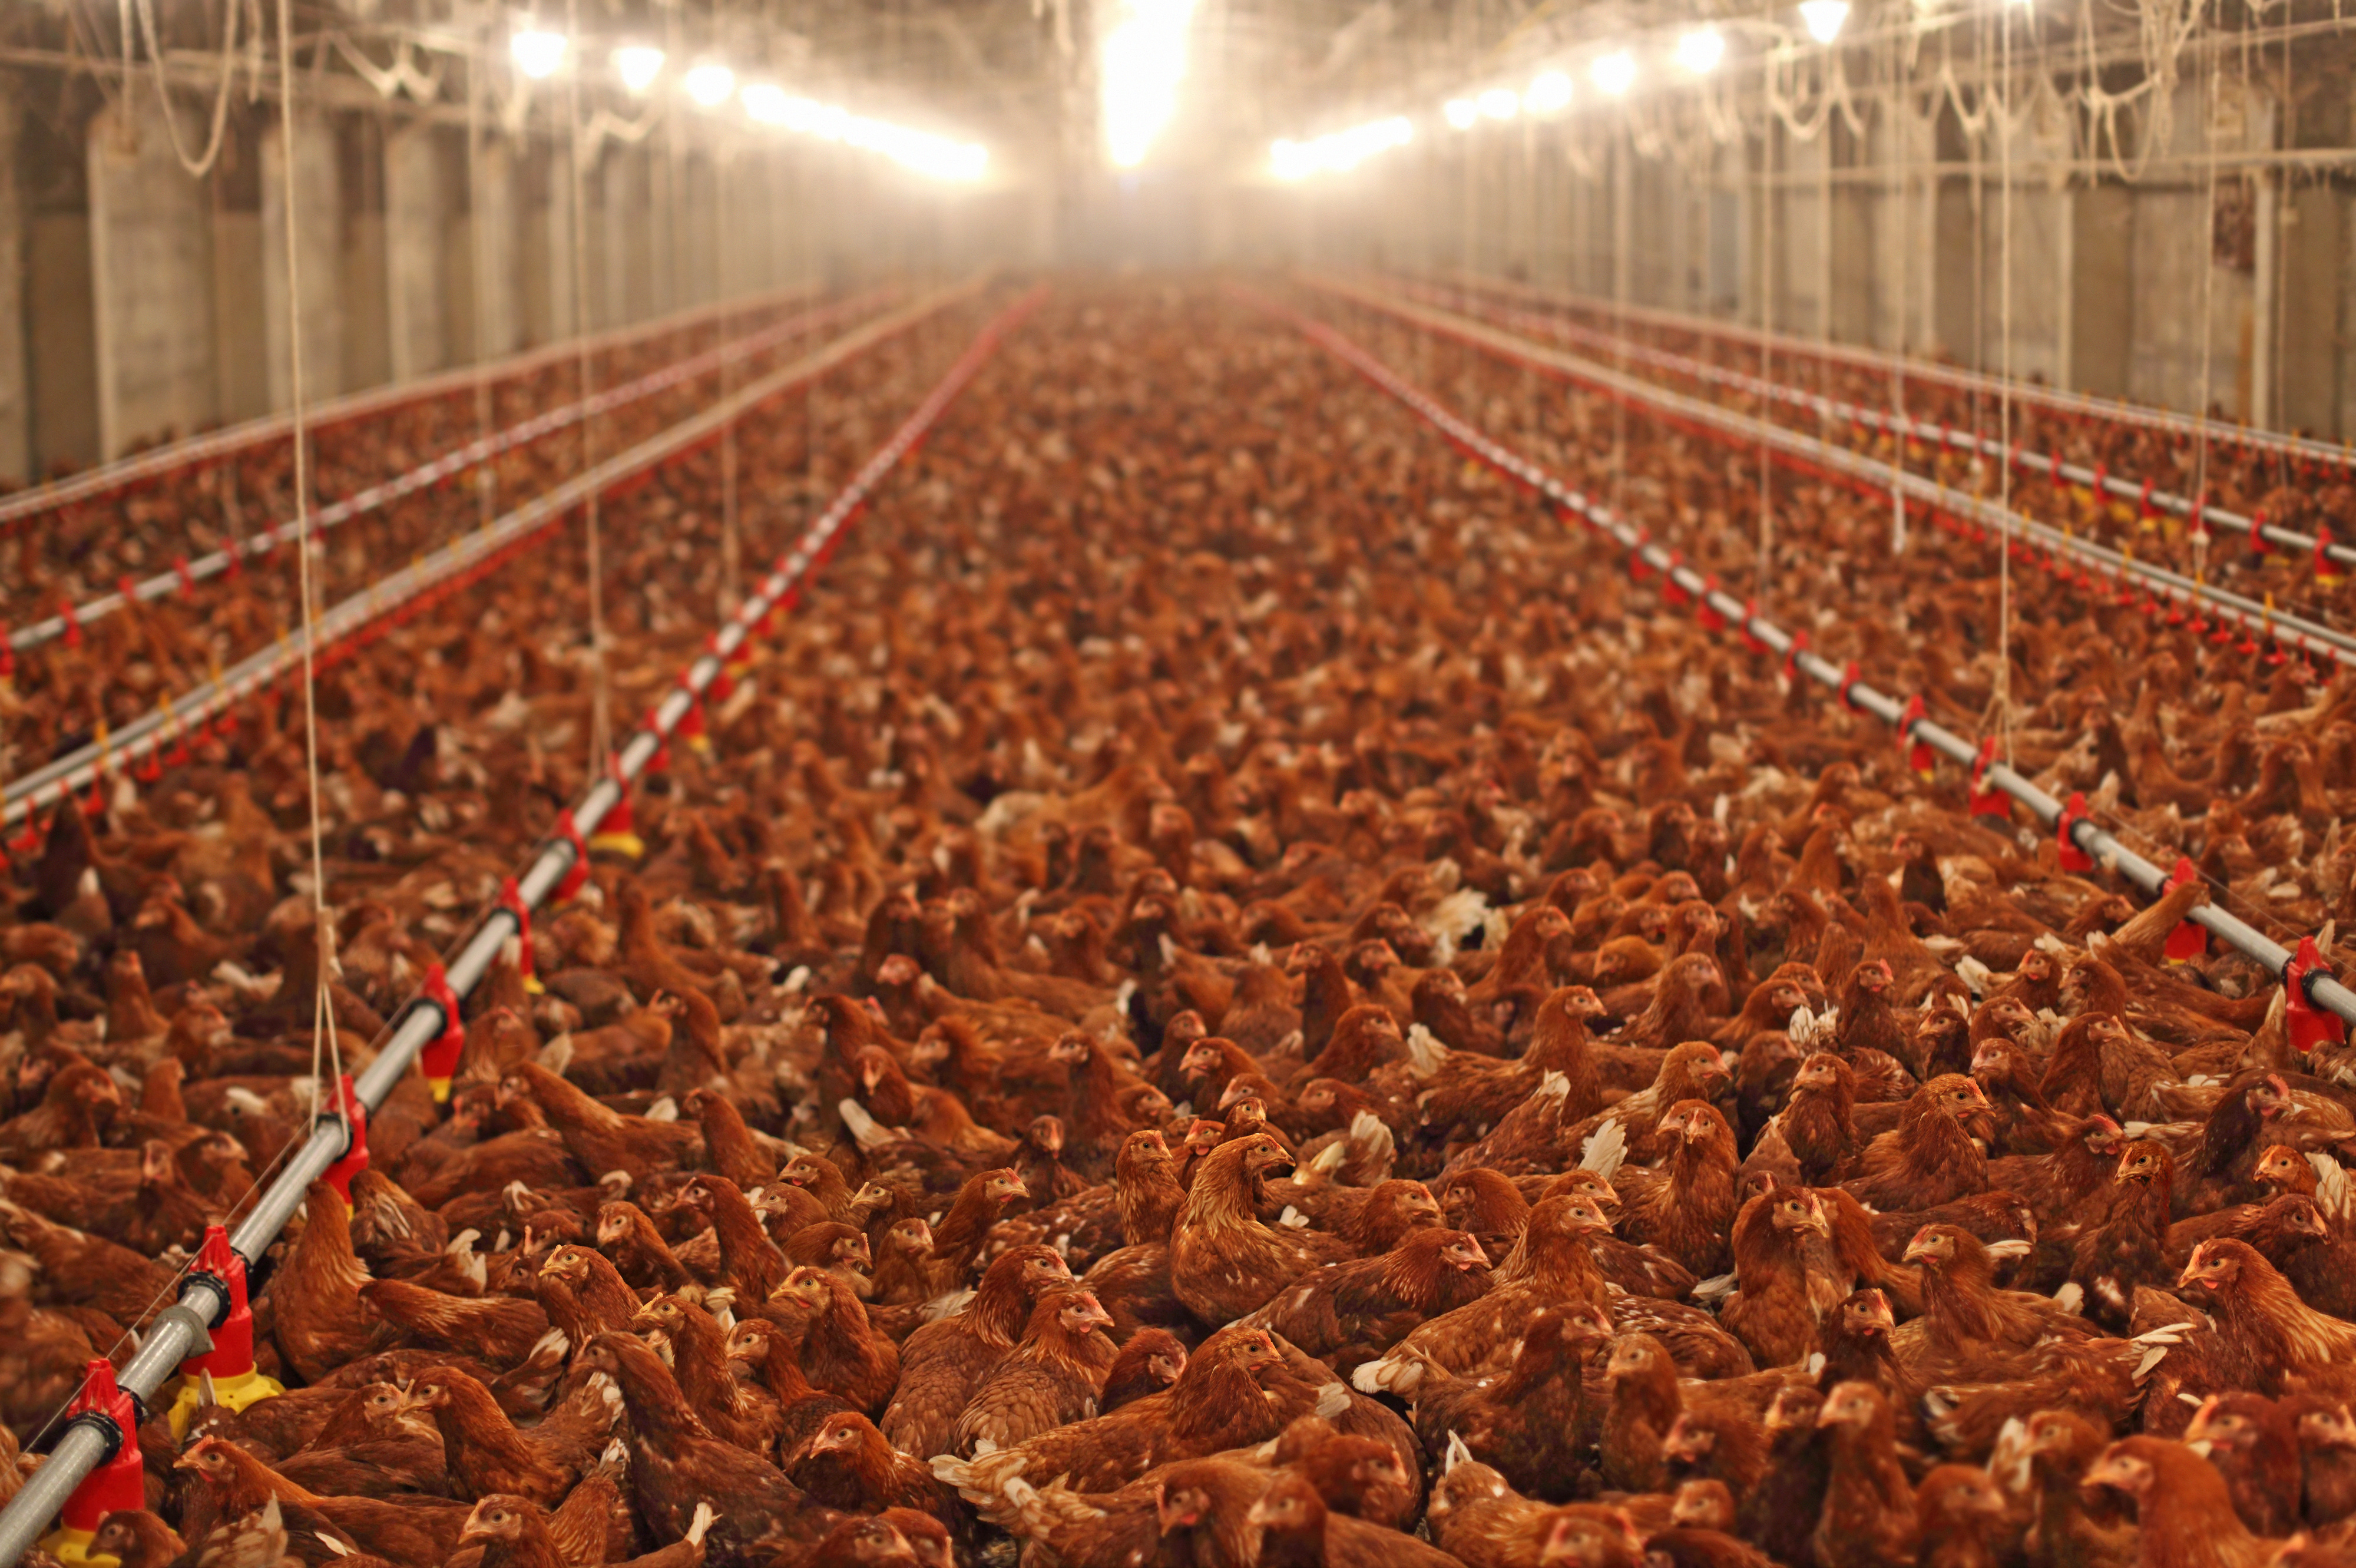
(468, 32, 497, 535)
(566, 0, 613, 773)
(273, 0, 346, 1132)
(1755, 16, 1775, 607)
(1890, 19, 1910, 557)
(1997, 1, 2015, 766)
(132, 0, 240, 177)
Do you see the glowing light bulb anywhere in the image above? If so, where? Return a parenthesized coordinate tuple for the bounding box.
(613, 45, 664, 94)
(1590, 51, 1635, 97)
(1675, 28, 1725, 74)
(1524, 70, 1573, 114)
(1477, 87, 1519, 120)
(1444, 98, 1478, 130)
(1799, 1, 1851, 42)
(509, 28, 566, 80)
(684, 62, 734, 107)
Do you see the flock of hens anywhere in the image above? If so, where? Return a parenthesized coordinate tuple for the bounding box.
(0, 280, 2351, 1568)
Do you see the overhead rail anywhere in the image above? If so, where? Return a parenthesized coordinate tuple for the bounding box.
(0, 280, 1044, 1568)
(1311, 273, 2356, 676)
(1416, 267, 2356, 482)
(4, 286, 904, 657)
(0, 278, 987, 829)
(0, 279, 838, 530)
(1390, 274, 2356, 579)
(1235, 282, 2356, 1041)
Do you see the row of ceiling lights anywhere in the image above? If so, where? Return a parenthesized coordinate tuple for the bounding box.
(505, 26, 989, 182)
(1273, 1, 2059, 182)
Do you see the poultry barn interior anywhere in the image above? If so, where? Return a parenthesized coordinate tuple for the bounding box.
(5, 0, 2356, 1565)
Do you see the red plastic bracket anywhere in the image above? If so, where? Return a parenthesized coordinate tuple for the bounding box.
(182, 1226, 257, 1379)
(553, 808, 590, 901)
(1897, 695, 1934, 775)
(2285, 937, 2349, 1053)
(1662, 551, 1690, 606)
(417, 962, 465, 1092)
(2056, 792, 2096, 872)
(52, 1359, 143, 1541)
(2319, 525, 2345, 588)
(2163, 858, 2208, 962)
(1783, 630, 1810, 684)
(498, 875, 536, 987)
(320, 1074, 369, 1205)
(1968, 737, 2009, 821)
(1740, 599, 1766, 654)
(1838, 661, 1863, 710)
(59, 597, 82, 649)
(1696, 575, 1725, 631)
(2250, 510, 2271, 555)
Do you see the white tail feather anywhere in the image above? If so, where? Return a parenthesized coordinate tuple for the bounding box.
(1580, 1117, 1628, 1180)
(837, 1099, 902, 1152)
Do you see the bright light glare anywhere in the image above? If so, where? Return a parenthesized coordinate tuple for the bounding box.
(1675, 28, 1725, 74)
(1101, 0, 1197, 168)
(741, 82, 788, 124)
(509, 28, 566, 79)
(1270, 115, 1411, 181)
(1443, 98, 1479, 130)
(1524, 70, 1573, 114)
(1477, 87, 1519, 121)
(1799, 1, 1851, 42)
(684, 62, 734, 107)
(613, 45, 664, 94)
(1590, 50, 1635, 96)
(743, 85, 986, 181)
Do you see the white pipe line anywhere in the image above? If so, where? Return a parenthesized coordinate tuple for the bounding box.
(1250, 282, 2356, 1033)
(0, 278, 1035, 1568)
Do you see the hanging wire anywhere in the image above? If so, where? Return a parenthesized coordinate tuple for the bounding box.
(1755, 13, 1775, 606)
(272, 0, 347, 1147)
(468, 28, 498, 535)
(566, 0, 613, 775)
(1996, 0, 2016, 766)
(131, 0, 241, 177)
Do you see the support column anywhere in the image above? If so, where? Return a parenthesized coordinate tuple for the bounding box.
(384, 123, 449, 382)
(0, 88, 29, 486)
(603, 145, 650, 325)
(260, 109, 343, 409)
(469, 137, 521, 360)
(88, 99, 218, 458)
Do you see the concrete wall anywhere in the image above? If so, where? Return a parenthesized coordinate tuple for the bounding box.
(0, 91, 28, 488)
(261, 111, 343, 409)
(87, 100, 218, 458)
(9, 91, 990, 484)
(385, 123, 449, 383)
(1313, 64, 2356, 439)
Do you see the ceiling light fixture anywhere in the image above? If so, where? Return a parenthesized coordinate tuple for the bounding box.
(1590, 50, 1635, 97)
(684, 62, 734, 107)
(1799, 1, 1851, 43)
(1523, 70, 1573, 114)
(613, 45, 664, 94)
(509, 27, 566, 79)
(1675, 27, 1725, 74)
